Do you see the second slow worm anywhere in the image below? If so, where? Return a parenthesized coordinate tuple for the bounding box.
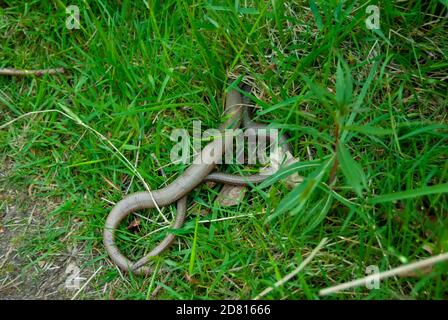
(104, 86, 292, 275)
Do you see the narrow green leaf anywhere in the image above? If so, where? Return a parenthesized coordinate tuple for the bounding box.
(343, 61, 353, 106)
(302, 194, 333, 235)
(188, 216, 200, 275)
(154, 282, 183, 299)
(340, 60, 379, 143)
(345, 125, 393, 136)
(146, 259, 161, 300)
(157, 69, 173, 102)
(309, 0, 324, 31)
(67, 158, 108, 168)
(121, 144, 139, 151)
(226, 75, 243, 92)
(337, 142, 367, 196)
(266, 158, 333, 223)
(399, 124, 448, 140)
(265, 177, 309, 223)
(335, 59, 353, 109)
(368, 183, 448, 204)
(205, 15, 219, 28)
(257, 95, 302, 116)
(301, 75, 332, 107)
(373, 28, 392, 46)
(335, 61, 345, 107)
(257, 159, 323, 189)
(238, 7, 259, 14)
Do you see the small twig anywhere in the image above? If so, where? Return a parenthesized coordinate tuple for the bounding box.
(253, 237, 328, 300)
(319, 252, 448, 296)
(0, 67, 65, 76)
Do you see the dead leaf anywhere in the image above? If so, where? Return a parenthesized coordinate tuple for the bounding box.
(185, 272, 199, 285)
(216, 184, 247, 206)
(28, 184, 34, 197)
(127, 218, 141, 233)
(205, 181, 216, 188)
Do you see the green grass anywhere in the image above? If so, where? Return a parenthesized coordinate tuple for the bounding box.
(1, 0, 447, 299)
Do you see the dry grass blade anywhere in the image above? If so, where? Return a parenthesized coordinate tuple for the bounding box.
(253, 237, 328, 300)
(0, 67, 65, 76)
(319, 252, 448, 296)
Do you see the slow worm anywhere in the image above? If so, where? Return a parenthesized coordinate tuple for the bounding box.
(103, 86, 292, 275)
